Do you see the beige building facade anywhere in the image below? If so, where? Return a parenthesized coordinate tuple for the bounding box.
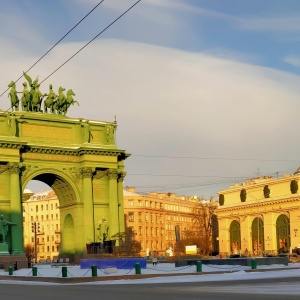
(23, 190, 60, 262)
(217, 172, 300, 257)
(123, 187, 201, 256)
(23, 187, 204, 260)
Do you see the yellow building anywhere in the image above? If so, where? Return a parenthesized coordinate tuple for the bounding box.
(123, 187, 202, 256)
(23, 187, 208, 259)
(217, 172, 300, 257)
(23, 190, 60, 262)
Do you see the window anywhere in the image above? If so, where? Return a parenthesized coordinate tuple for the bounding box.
(128, 212, 134, 222)
(41, 205, 43, 211)
(36, 205, 38, 212)
(145, 201, 149, 207)
(138, 212, 142, 222)
(138, 200, 142, 207)
(51, 214, 53, 220)
(56, 214, 58, 220)
(128, 200, 134, 207)
(51, 204, 53, 210)
(41, 215, 44, 221)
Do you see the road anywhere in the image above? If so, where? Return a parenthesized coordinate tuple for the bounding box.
(1, 276, 300, 300)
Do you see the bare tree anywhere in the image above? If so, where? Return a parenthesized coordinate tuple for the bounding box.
(192, 199, 218, 254)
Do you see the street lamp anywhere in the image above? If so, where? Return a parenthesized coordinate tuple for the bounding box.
(31, 222, 40, 263)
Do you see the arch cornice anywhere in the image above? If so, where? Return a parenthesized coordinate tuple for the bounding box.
(20, 145, 129, 160)
(217, 197, 300, 213)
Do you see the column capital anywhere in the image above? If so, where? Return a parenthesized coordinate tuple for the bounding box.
(81, 167, 93, 178)
(118, 172, 126, 182)
(8, 162, 21, 175)
(108, 169, 118, 180)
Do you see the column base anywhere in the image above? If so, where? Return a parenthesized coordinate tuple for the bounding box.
(0, 243, 10, 255)
(11, 249, 25, 255)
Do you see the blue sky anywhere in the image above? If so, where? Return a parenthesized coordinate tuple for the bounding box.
(1, 0, 300, 198)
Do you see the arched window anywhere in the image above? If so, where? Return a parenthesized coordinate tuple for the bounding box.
(251, 217, 264, 255)
(276, 214, 290, 253)
(230, 220, 241, 254)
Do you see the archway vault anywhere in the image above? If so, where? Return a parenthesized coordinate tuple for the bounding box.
(0, 111, 130, 256)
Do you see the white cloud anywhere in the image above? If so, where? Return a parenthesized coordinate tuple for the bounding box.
(284, 56, 300, 68)
(238, 15, 300, 32)
(1, 39, 300, 196)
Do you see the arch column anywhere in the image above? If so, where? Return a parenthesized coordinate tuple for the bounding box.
(117, 172, 126, 244)
(108, 169, 118, 239)
(9, 163, 24, 255)
(82, 167, 94, 243)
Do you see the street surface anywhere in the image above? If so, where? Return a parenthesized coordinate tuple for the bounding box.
(1, 276, 300, 300)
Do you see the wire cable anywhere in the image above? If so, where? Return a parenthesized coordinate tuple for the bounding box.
(40, 0, 142, 84)
(132, 154, 300, 163)
(0, 0, 105, 99)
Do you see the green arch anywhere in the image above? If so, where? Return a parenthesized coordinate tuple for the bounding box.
(276, 214, 290, 253)
(251, 217, 264, 254)
(230, 220, 241, 254)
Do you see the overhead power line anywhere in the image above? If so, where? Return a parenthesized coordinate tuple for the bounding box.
(40, 0, 142, 84)
(131, 154, 300, 162)
(0, 0, 105, 98)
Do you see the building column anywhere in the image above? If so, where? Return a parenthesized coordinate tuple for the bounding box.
(82, 167, 94, 243)
(108, 169, 118, 240)
(9, 163, 24, 255)
(117, 172, 126, 245)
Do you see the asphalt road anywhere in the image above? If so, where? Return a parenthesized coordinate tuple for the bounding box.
(1, 277, 300, 300)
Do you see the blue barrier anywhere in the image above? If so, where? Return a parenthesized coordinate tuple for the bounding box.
(80, 258, 147, 269)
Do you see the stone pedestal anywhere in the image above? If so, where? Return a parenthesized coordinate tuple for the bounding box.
(0, 243, 9, 255)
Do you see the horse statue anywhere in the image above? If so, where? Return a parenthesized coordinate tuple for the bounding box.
(21, 82, 31, 111)
(8, 81, 19, 111)
(31, 83, 45, 112)
(44, 84, 57, 113)
(54, 86, 66, 115)
(60, 89, 79, 115)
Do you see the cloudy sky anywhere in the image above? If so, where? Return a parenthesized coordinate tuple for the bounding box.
(1, 0, 300, 198)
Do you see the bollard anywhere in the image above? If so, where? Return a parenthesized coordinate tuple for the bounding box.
(196, 261, 202, 272)
(32, 266, 38, 277)
(62, 266, 68, 278)
(135, 262, 141, 275)
(91, 265, 97, 277)
(251, 258, 257, 270)
(8, 266, 13, 276)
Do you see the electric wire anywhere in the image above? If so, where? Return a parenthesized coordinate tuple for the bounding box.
(40, 0, 142, 84)
(0, 0, 105, 98)
(132, 154, 300, 163)
(2, 0, 141, 113)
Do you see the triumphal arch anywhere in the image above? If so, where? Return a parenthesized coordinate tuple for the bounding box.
(1, 75, 129, 256)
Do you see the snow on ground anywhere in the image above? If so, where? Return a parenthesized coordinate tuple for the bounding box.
(0, 262, 300, 286)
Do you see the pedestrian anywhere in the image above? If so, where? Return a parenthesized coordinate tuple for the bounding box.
(151, 250, 158, 266)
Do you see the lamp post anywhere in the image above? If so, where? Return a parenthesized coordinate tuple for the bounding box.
(31, 222, 40, 264)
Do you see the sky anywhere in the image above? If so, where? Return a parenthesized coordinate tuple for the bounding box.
(1, 0, 300, 198)
(1, 262, 300, 295)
